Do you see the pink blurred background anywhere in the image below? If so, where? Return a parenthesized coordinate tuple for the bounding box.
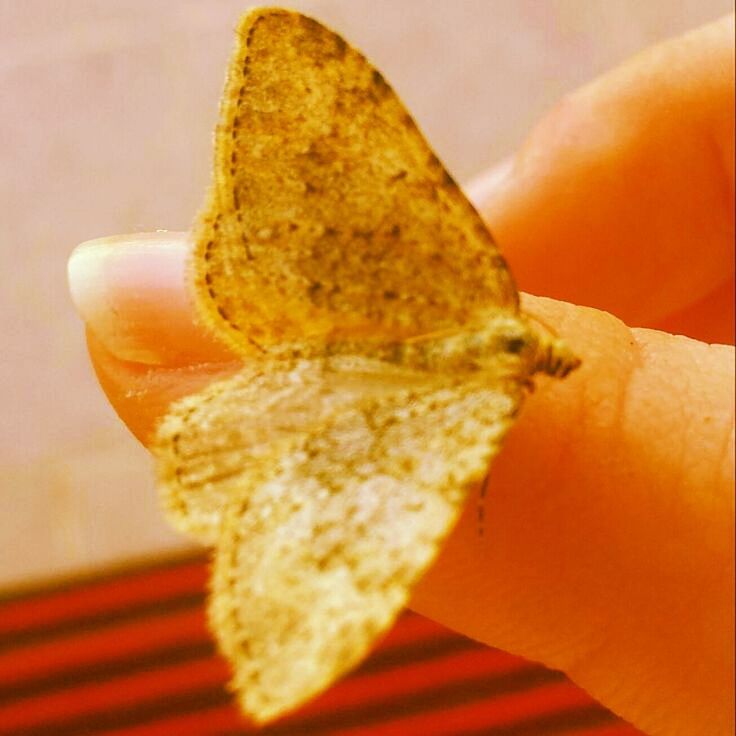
(0, 0, 730, 589)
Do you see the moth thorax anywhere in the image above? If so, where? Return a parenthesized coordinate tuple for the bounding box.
(390, 314, 537, 375)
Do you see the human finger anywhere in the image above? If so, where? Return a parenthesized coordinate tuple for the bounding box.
(469, 15, 735, 331)
(70, 234, 734, 735)
(651, 277, 734, 345)
(413, 294, 734, 736)
(67, 233, 234, 367)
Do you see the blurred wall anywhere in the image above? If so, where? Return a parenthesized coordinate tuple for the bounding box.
(0, 0, 731, 588)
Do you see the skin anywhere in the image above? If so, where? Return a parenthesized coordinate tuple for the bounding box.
(69, 15, 734, 736)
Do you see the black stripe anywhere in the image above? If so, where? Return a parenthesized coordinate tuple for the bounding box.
(0, 591, 205, 654)
(359, 633, 482, 674)
(257, 667, 565, 736)
(0, 551, 207, 606)
(262, 667, 563, 735)
(0, 641, 215, 705)
(453, 703, 621, 735)
(0, 687, 233, 736)
(0, 621, 475, 706)
(1, 666, 562, 736)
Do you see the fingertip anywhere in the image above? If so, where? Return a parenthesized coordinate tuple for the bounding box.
(414, 295, 734, 735)
(472, 16, 735, 329)
(68, 232, 234, 367)
(466, 157, 514, 210)
(86, 328, 242, 446)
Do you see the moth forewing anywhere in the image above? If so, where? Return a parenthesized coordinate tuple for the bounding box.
(191, 8, 518, 358)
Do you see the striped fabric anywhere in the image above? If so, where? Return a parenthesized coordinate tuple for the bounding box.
(0, 553, 641, 736)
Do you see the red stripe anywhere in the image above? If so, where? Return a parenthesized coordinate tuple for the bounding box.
(293, 647, 528, 720)
(0, 563, 641, 736)
(0, 607, 208, 687)
(169, 708, 639, 736)
(87, 680, 595, 736)
(96, 705, 245, 736)
(576, 725, 641, 735)
(0, 562, 207, 637)
(328, 680, 593, 736)
(94, 694, 640, 736)
(373, 612, 451, 648)
(0, 592, 454, 692)
(0, 658, 230, 731)
(0, 631, 515, 731)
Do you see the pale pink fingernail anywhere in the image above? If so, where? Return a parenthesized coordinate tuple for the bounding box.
(68, 232, 230, 366)
(466, 156, 515, 209)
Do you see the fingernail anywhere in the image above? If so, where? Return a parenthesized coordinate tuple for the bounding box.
(466, 156, 515, 209)
(68, 232, 232, 366)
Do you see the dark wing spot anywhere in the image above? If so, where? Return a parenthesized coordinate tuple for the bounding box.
(371, 70, 390, 99)
(491, 254, 508, 271)
(442, 170, 458, 189)
(333, 36, 347, 59)
(299, 14, 322, 34)
(504, 337, 526, 355)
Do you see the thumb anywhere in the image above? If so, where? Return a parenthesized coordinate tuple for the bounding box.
(69, 234, 734, 736)
(68, 233, 242, 445)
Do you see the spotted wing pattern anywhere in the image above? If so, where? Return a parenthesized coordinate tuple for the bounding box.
(155, 356, 521, 722)
(191, 8, 517, 357)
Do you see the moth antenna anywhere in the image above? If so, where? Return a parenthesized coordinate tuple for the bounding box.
(524, 310, 559, 338)
(477, 472, 489, 538)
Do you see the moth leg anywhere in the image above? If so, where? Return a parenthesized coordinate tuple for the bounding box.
(477, 471, 491, 538)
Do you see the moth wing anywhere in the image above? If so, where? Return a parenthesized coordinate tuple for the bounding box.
(154, 359, 394, 545)
(194, 8, 517, 356)
(206, 359, 523, 723)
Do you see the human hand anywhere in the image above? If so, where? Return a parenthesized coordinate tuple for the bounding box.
(68, 15, 734, 736)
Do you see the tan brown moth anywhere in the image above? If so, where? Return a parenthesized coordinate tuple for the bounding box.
(153, 7, 579, 725)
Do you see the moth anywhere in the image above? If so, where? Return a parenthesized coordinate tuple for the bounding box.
(153, 7, 579, 725)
